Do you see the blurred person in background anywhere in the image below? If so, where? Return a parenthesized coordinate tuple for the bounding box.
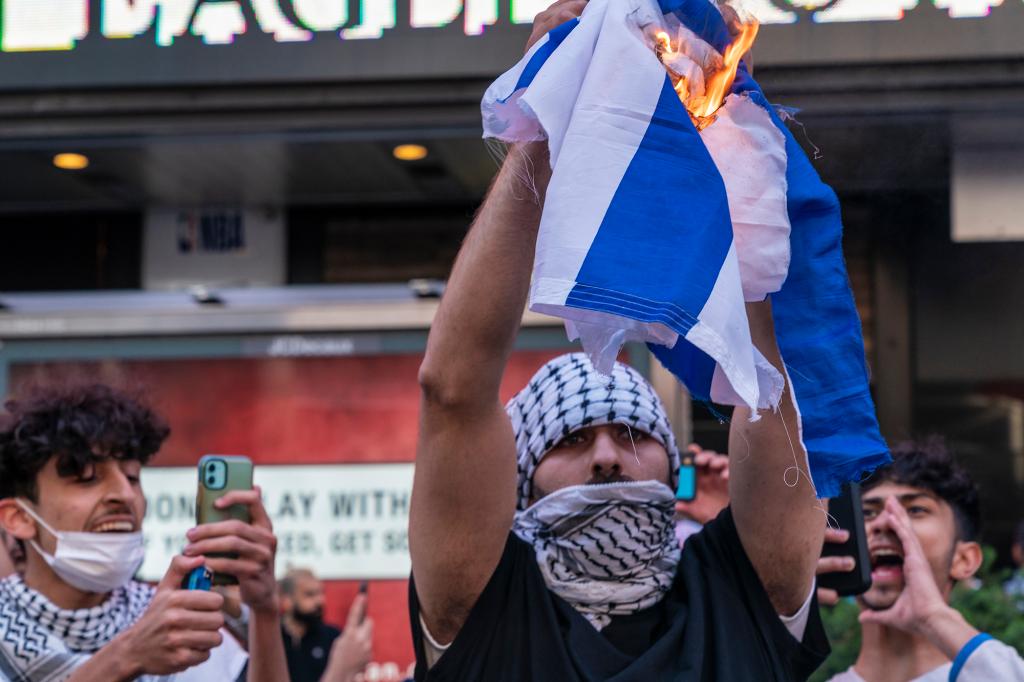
(1004, 520, 1024, 612)
(821, 440, 1024, 681)
(0, 384, 288, 682)
(280, 568, 374, 682)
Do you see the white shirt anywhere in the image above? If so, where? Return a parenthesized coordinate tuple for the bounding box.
(172, 629, 249, 682)
(827, 638, 1024, 682)
(828, 664, 951, 682)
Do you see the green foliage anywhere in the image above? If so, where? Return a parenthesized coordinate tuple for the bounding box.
(809, 599, 861, 682)
(808, 547, 1024, 682)
(949, 547, 1024, 656)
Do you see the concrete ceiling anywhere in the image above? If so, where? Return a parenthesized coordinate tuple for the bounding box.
(0, 114, 958, 214)
(0, 132, 499, 213)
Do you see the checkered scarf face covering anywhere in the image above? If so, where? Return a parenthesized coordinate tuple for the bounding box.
(513, 481, 680, 630)
(506, 353, 683, 629)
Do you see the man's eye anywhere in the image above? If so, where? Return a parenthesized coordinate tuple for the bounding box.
(560, 433, 585, 447)
(74, 462, 98, 483)
(862, 508, 877, 520)
(907, 506, 928, 516)
(617, 425, 645, 440)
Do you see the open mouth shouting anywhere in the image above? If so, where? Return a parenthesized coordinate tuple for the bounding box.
(869, 542, 905, 584)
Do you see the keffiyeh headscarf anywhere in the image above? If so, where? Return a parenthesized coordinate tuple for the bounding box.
(506, 353, 683, 629)
(0, 575, 163, 682)
(507, 353, 681, 508)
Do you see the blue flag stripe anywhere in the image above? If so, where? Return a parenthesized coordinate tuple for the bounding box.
(666, 0, 890, 495)
(769, 110, 890, 495)
(658, 0, 731, 53)
(506, 18, 581, 99)
(650, 340, 717, 403)
(567, 76, 733, 337)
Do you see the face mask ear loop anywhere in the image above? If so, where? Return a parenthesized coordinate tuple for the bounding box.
(15, 497, 58, 532)
(15, 499, 60, 542)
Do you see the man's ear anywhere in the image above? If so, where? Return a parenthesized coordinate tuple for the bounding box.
(0, 499, 36, 542)
(950, 540, 983, 582)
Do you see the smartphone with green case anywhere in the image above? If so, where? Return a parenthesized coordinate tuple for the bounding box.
(195, 454, 253, 586)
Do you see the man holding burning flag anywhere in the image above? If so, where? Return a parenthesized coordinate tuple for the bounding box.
(408, 0, 888, 679)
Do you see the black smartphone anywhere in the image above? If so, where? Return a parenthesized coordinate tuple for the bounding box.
(358, 581, 369, 624)
(818, 482, 873, 597)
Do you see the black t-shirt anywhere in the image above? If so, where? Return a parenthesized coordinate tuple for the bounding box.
(409, 508, 829, 681)
(283, 621, 341, 682)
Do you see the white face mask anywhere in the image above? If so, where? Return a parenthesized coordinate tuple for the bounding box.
(17, 499, 145, 594)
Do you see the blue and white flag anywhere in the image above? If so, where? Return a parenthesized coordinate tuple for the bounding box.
(482, 0, 889, 495)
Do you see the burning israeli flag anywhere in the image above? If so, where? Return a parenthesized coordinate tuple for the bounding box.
(481, 0, 890, 496)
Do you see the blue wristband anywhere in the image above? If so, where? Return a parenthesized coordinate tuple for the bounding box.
(949, 632, 993, 682)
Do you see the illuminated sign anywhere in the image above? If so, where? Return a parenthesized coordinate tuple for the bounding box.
(0, 0, 1013, 52)
(0, 0, 549, 51)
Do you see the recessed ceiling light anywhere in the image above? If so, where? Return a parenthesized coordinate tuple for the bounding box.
(53, 153, 89, 170)
(393, 144, 428, 162)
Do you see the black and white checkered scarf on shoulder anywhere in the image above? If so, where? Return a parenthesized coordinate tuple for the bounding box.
(0, 574, 167, 682)
(507, 352, 683, 630)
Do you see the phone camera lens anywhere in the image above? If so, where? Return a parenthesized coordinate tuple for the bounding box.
(207, 476, 216, 485)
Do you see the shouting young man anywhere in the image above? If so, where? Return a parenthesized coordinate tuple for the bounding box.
(0, 384, 289, 682)
(406, 3, 833, 679)
(822, 440, 1024, 681)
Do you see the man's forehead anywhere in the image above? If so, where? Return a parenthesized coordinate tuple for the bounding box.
(299, 573, 321, 589)
(48, 452, 139, 469)
(295, 573, 320, 587)
(861, 482, 939, 504)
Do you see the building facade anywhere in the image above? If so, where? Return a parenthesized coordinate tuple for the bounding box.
(1, 0, 1024, 675)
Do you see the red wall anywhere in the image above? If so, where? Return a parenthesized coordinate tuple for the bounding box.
(11, 348, 565, 675)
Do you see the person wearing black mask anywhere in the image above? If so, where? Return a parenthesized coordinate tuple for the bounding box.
(280, 568, 373, 682)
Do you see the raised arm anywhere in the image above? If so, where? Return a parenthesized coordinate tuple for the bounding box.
(410, 142, 552, 643)
(729, 300, 826, 616)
